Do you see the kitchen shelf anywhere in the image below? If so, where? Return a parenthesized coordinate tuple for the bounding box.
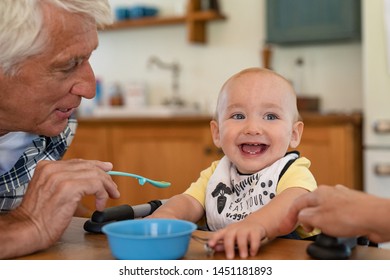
(100, 0, 226, 44)
(103, 16, 187, 30)
(186, 10, 226, 43)
(188, 10, 226, 21)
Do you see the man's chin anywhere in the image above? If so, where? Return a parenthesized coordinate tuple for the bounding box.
(38, 122, 68, 137)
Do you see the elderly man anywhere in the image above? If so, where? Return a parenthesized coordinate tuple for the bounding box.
(0, 0, 120, 259)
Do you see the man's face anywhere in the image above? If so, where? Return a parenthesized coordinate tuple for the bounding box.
(0, 3, 99, 136)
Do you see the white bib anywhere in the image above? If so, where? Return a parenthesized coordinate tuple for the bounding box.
(205, 152, 299, 231)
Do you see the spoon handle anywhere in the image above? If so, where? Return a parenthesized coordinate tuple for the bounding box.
(107, 170, 171, 188)
(107, 170, 141, 179)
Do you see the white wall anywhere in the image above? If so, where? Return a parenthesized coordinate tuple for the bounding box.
(89, 0, 363, 114)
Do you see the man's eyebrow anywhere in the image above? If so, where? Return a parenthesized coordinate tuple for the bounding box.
(72, 42, 99, 60)
(71, 48, 96, 62)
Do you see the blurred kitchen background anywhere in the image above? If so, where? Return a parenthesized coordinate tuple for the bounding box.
(68, 1, 390, 248)
(81, 0, 362, 116)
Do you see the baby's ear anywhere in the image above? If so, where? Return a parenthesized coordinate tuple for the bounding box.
(210, 119, 221, 148)
(290, 121, 304, 148)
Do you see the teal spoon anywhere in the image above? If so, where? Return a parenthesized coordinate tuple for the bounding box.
(107, 170, 171, 188)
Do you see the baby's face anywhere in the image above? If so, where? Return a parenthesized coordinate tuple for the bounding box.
(211, 70, 302, 174)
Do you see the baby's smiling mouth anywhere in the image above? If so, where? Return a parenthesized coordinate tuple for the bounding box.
(240, 143, 269, 155)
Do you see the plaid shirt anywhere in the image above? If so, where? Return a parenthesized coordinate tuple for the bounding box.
(0, 117, 77, 211)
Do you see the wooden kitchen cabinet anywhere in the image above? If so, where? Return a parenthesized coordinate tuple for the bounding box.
(108, 120, 220, 205)
(298, 113, 363, 190)
(63, 116, 222, 210)
(64, 113, 363, 214)
(63, 125, 110, 161)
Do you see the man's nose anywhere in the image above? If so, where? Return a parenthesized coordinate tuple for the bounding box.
(70, 61, 96, 99)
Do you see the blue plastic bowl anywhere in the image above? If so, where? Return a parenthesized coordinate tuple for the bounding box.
(102, 219, 197, 260)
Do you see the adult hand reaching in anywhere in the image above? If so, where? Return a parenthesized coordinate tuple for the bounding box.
(284, 184, 390, 244)
(0, 159, 120, 259)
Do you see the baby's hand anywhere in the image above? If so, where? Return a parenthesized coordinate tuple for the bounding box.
(207, 221, 267, 259)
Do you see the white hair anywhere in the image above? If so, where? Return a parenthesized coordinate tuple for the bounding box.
(0, 0, 113, 75)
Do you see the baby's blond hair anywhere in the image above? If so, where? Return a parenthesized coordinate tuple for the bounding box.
(214, 67, 300, 122)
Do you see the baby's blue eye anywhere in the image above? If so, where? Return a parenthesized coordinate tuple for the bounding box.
(264, 114, 277, 120)
(232, 113, 245, 120)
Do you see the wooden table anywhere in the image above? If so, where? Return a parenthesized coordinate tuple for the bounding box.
(14, 217, 390, 260)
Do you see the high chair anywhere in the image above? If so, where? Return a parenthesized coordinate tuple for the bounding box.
(83, 199, 167, 233)
(84, 200, 376, 260)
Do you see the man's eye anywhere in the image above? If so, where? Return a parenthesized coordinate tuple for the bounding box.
(62, 63, 77, 73)
(62, 59, 83, 72)
(232, 113, 245, 120)
(264, 114, 277, 120)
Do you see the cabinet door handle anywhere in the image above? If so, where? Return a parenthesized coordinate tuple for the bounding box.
(373, 120, 390, 134)
(374, 164, 390, 176)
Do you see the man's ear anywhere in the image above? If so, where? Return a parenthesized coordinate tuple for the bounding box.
(289, 121, 304, 149)
(210, 119, 221, 148)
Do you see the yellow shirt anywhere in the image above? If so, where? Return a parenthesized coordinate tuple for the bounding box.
(184, 156, 319, 238)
